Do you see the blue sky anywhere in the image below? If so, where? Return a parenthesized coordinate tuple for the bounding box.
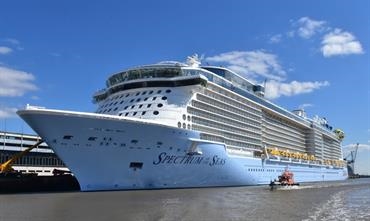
(0, 0, 369, 174)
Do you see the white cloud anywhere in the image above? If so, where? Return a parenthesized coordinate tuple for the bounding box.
(0, 66, 38, 97)
(295, 17, 327, 39)
(321, 29, 364, 57)
(269, 34, 282, 43)
(205, 51, 330, 99)
(50, 52, 61, 57)
(0, 46, 13, 55)
(205, 50, 286, 81)
(31, 95, 40, 100)
(4, 38, 20, 45)
(342, 143, 370, 157)
(265, 80, 329, 99)
(298, 103, 313, 110)
(0, 106, 17, 118)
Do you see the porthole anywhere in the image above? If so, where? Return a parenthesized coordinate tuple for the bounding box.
(125, 94, 130, 97)
(130, 99, 134, 103)
(114, 102, 118, 105)
(182, 114, 186, 120)
(187, 116, 191, 121)
(136, 92, 140, 96)
(161, 96, 167, 100)
(119, 100, 124, 104)
(139, 104, 143, 108)
(131, 105, 135, 109)
(178, 122, 181, 128)
(136, 98, 141, 102)
(157, 90, 162, 94)
(119, 113, 123, 116)
(187, 124, 191, 129)
(113, 107, 118, 111)
(165, 89, 171, 93)
(153, 111, 159, 115)
(152, 97, 157, 101)
(108, 108, 112, 112)
(157, 103, 163, 108)
(125, 113, 129, 116)
(133, 112, 137, 116)
(144, 97, 148, 101)
(142, 111, 146, 115)
(142, 91, 147, 95)
(124, 106, 128, 110)
(149, 90, 153, 94)
(182, 123, 186, 129)
(147, 104, 152, 108)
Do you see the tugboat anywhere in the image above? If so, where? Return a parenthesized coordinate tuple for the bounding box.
(269, 168, 300, 191)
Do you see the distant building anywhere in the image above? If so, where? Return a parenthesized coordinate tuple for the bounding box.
(0, 131, 68, 175)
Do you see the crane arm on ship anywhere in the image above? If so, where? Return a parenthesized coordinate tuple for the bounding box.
(0, 140, 44, 173)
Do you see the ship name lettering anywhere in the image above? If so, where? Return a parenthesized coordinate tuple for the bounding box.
(209, 155, 226, 167)
(153, 152, 224, 166)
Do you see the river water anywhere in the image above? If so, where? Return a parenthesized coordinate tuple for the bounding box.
(0, 178, 369, 221)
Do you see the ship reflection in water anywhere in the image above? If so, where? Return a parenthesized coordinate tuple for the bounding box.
(0, 178, 369, 221)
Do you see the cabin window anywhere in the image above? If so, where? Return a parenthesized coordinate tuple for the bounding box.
(153, 111, 159, 115)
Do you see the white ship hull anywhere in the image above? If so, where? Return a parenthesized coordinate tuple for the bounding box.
(18, 109, 347, 191)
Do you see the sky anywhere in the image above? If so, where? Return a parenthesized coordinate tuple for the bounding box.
(0, 0, 369, 174)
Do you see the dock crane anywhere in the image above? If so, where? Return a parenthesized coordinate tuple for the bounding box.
(0, 140, 44, 174)
(344, 143, 359, 178)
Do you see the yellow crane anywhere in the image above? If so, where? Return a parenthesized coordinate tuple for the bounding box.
(0, 140, 44, 173)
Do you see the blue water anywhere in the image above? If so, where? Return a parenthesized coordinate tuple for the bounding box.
(0, 178, 369, 221)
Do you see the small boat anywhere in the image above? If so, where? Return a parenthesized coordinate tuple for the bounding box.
(269, 169, 300, 190)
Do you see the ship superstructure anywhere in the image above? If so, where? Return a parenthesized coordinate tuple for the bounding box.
(17, 57, 347, 191)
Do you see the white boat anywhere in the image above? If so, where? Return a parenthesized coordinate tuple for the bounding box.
(17, 56, 348, 191)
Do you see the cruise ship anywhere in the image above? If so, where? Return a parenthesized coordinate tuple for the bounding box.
(17, 56, 348, 191)
(0, 131, 68, 175)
